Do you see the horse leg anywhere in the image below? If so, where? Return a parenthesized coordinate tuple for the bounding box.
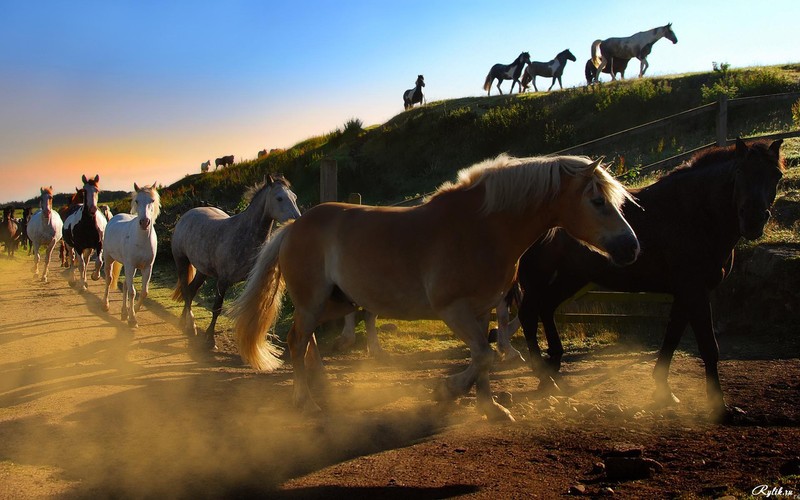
(495, 299, 524, 364)
(91, 249, 103, 281)
(653, 301, 688, 406)
(496, 80, 504, 95)
(287, 316, 323, 415)
(124, 266, 139, 327)
(686, 294, 728, 419)
(639, 57, 648, 77)
(102, 256, 114, 312)
(32, 242, 41, 277)
(334, 312, 357, 352)
(438, 304, 514, 422)
(548, 77, 556, 91)
(364, 311, 387, 360)
(203, 284, 226, 350)
(182, 272, 206, 337)
(136, 263, 152, 312)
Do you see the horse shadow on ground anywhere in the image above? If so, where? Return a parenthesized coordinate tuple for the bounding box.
(0, 370, 472, 498)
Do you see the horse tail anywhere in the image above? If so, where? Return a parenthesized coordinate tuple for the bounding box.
(590, 40, 602, 67)
(230, 222, 292, 371)
(109, 261, 122, 290)
(171, 263, 195, 302)
(483, 71, 493, 92)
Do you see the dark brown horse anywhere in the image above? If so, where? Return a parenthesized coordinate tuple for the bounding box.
(0, 207, 20, 257)
(215, 155, 234, 170)
(512, 139, 784, 421)
(59, 188, 84, 267)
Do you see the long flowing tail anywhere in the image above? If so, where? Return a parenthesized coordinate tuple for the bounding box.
(483, 72, 493, 92)
(230, 223, 292, 371)
(590, 39, 602, 67)
(109, 261, 122, 290)
(171, 263, 196, 301)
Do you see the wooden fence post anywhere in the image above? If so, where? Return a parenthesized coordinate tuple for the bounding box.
(320, 159, 337, 203)
(716, 95, 728, 146)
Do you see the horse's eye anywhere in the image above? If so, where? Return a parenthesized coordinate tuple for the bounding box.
(277, 197, 284, 202)
(591, 197, 606, 208)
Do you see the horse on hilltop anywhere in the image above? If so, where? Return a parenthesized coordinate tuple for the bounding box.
(591, 23, 677, 82)
(200, 160, 211, 173)
(28, 187, 64, 283)
(403, 75, 425, 110)
(171, 175, 301, 349)
(483, 52, 531, 95)
(215, 155, 234, 170)
(504, 139, 784, 421)
(521, 49, 577, 92)
(102, 183, 161, 328)
(232, 153, 639, 422)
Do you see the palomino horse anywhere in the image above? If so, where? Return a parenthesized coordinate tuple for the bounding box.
(171, 175, 301, 349)
(483, 52, 531, 95)
(215, 155, 234, 170)
(521, 49, 577, 92)
(28, 187, 64, 283)
(102, 183, 161, 328)
(62, 175, 107, 291)
(403, 75, 425, 110)
(591, 23, 677, 82)
(232, 154, 640, 421)
(200, 160, 211, 173)
(507, 139, 784, 421)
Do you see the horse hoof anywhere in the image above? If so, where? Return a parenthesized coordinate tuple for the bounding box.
(204, 336, 217, 351)
(102, 303, 110, 312)
(482, 400, 516, 423)
(653, 387, 680, 407)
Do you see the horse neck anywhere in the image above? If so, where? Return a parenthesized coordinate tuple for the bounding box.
(238, 188, 277, 242)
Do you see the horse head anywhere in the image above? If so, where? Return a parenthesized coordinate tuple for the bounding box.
(263, 175, 301, 223)
(561, 49, 577, 62)
(132, 182, 159, 231)
(663, 23, 678, 44)
(732, 138, 783, 240)
(40, 187, 54, 217)
(520, 52, 531, 65)
(81, 174, 101, 216)
(416, 75, 425, 87)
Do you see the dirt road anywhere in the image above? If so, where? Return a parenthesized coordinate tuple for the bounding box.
(1, 256, 798, 498)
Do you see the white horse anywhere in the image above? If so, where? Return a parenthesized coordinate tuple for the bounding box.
(102, 183, 160, 328)
(28, 187, 63, 283)
(200, 160, 211, 173)
(171, 175, 301, 349)
(591, 23, 677, 82)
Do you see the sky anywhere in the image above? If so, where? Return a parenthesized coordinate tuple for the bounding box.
(1, 0, 798, 204)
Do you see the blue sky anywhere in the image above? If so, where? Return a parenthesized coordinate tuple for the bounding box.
(1, 0, 797, 203)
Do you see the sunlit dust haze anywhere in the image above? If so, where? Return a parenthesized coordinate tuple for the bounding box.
(1, 0, 798, 203)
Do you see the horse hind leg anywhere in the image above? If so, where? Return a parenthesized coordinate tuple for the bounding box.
(203, 284, 227, 350)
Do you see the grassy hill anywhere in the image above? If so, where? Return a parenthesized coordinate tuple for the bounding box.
(156, 63, 800, 216)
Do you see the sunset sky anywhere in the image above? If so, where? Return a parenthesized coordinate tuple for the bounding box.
(1, 0, 797, 203)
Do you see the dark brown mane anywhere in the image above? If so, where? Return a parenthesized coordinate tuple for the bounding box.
(668, 140, 784, 178)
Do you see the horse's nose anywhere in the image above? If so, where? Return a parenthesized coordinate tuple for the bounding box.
(88, 205, 97, 216)
(139, 218, 150, 230)
(607, 233, 640, 266)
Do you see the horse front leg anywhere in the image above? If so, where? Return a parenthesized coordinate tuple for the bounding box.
(102, 257, 114, 312)
(653, 300, 688, 406)
(439, 304, 514, 422)
(123, 265, 138, 327)
(639, 57, 648, 77)
(686, 295, 729, 420)
(32, 243, 41, 278)
(136, 264, 152, 313)
(495, 299, 524, 364)
(287, 316, 323, 415)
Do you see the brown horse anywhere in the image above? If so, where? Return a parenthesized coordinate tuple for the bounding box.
(232, 154, 640, 421)
(0, 207, 20, 257)
(510, 139, 784, 421)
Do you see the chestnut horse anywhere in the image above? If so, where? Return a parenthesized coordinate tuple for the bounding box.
(232, 154, 640, 421)
(508, 139, 784, 421)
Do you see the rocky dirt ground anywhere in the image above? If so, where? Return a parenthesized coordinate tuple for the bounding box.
(0, 256, 799, 499)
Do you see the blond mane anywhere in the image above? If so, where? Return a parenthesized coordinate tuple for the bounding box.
(130, 184, 161, 220)
(430, 153, 633, 215)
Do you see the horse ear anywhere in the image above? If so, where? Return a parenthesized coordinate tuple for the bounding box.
(153, 181, 157, 189)
(769, 139, 783, 156)
(82, 174, 88, 184)
(735, 137, 748, 156)
(94, 175, 100, 183)
(267, 174, 274, 186)
(134, 182, 140, 191)
(76, 187, 80, 193)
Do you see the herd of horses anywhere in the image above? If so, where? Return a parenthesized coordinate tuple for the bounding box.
(395, 23, 679, 109)
(11, 134, 783, 423)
